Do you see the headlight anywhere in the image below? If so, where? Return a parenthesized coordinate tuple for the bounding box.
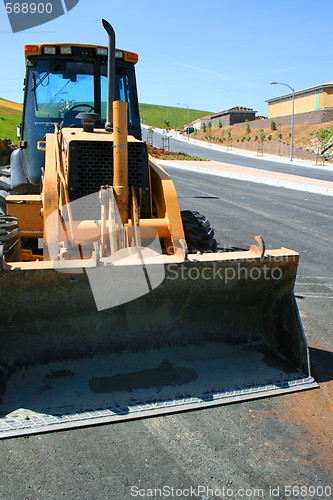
(44, 46, 56, 55)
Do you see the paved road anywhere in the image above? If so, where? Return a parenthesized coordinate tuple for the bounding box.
(0, 169, 332, 499)
(143, 128, 333, 183)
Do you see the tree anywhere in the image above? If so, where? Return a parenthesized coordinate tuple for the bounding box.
(259, 129, 266, 154)
(164, 118, 170, 132)
(314, 127, 333, 151)
(147, 127, 154, 145)
(270, 120, 277, 131)
(246, 123, 251, 134)
(227, 129, 233, 149)
(207, 126, 213, 143)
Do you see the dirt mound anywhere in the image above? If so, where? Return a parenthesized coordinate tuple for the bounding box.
(191, 121, 333, 163)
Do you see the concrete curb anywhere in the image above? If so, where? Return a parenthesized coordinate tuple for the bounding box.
(158, 160, 333, 197)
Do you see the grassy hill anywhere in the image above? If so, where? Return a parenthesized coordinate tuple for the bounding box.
(0, 99, 211, 142)
(139, 103, 211, 129)
(0, 98, 22, 144)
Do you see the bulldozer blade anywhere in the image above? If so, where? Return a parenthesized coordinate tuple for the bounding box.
(0, 250, 317, 438)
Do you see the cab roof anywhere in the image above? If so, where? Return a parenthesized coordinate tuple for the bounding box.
(24, 43, 138, 64)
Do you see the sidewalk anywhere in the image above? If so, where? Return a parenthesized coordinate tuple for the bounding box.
(142, 125, 333, 173)
(158, 159, 333, 197)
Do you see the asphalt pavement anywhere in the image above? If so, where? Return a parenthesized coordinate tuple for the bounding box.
(0, 167, 332, 500)
(142, 127, 333, 183)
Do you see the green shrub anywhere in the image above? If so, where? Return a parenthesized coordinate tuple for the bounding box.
(270, 120, 277, 131)
(314, 127, 333, 148)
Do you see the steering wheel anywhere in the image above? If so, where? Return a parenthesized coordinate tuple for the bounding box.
(61, 104, 95, 128)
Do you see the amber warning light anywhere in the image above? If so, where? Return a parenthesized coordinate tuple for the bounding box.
(125, 52, 139, 63)
(24, 45, 40, 54)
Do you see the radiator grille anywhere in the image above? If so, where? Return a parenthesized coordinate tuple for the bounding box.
(68, 140, 151, 218)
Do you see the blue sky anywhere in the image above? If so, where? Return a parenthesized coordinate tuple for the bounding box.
(1, 0, 333, 116)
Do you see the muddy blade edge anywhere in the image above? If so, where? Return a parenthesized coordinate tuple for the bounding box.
(0, 254, 317, 438)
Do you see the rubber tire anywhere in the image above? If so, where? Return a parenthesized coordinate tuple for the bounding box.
(181, 210, 217, 253)
(0, 215, 21, 263)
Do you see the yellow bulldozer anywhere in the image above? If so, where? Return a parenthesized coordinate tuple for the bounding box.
(0, 20, 316, 438)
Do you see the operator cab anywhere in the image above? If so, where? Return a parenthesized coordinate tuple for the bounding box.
(18, 44, 141, 191)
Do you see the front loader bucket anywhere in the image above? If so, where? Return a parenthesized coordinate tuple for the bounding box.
(0, 249, 316, 438)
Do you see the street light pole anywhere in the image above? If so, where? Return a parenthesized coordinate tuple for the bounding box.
(177, 102, 190, 139)
(270, 81, 295, 161)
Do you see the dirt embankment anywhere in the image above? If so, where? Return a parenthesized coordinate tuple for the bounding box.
(0, 98, 22, 112)
(190, 121, 333, 163)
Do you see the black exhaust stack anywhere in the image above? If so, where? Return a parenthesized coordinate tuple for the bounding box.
(102, 19, 116, 132)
